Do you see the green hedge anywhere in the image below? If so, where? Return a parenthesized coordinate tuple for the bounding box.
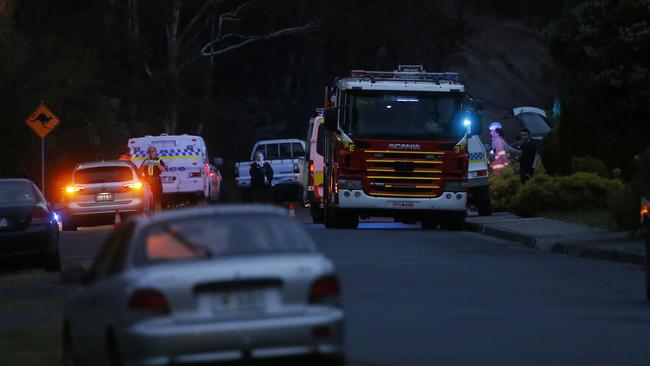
(510, 172, 623, 217)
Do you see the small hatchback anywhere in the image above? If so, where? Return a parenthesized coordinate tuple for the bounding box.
(60, 161, 151, 231)
(62, 205, 345, 365)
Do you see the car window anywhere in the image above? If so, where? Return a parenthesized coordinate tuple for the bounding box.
(265, 144, 280, 160)
(279, 143, 292, 159)
(292, 143, 305, 158)
(316, 124, 326, 156)
(88, 223, 134, 281)
(0, 181, 40, 204)
(74, 166, 133, 184)
(136, 214, 316, 265)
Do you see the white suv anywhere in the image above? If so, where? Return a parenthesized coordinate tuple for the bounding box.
(60, 161, 151, 230)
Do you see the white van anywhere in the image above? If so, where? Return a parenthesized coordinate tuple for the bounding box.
(128, 134, 221, 207)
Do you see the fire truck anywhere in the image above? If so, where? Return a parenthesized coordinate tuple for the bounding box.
(321, 65, 482, 229)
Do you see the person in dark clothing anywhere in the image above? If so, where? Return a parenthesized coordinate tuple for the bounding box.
(140, 146, 166, 211)
(517, 128, 537, 183)
(250, 151, 274, 203)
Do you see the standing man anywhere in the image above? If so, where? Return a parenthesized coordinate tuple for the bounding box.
(517, 128, 537, 183)
(140, 146, 166, 212)
(250, 151, 274, 203)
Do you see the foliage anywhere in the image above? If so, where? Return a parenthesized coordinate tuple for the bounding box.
(545, 0, 650, 176)
(606, 184, 641, 230)
(539, 127, 561, 175)
(509, 172, 623, 217)
(570, 156, 608, 177)
(488, 167, 521, 212)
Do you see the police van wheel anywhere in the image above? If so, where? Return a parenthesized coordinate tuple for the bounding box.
(311, 206, 324, 224)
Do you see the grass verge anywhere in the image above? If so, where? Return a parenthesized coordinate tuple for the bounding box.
(540, 209, 618, 231)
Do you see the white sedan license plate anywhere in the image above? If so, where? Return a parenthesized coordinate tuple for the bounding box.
(0, 217, 8, 228)
(95, 193, 114, 202)
(211, 291, 266, 314)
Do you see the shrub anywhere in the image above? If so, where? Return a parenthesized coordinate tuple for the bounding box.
(489, 167, 520, 212)
(607, 185, 641, 230)
(509, 172, 623, 217)
(571, 156, 608, 177)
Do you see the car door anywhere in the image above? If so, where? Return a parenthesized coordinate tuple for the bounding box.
(73, 223, 135, 364)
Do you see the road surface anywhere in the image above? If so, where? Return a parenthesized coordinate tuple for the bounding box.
(4, 217, 650, 365)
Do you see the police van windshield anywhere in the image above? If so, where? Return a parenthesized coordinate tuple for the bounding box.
(344, 91, 464, 140)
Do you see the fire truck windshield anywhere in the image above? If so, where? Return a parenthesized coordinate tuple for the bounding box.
(344, 91, 464, 140)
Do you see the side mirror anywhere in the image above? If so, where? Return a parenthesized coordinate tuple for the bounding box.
(60, 265, 90, 285)
(324, 107, 339, 132)
(213, 157, 224, 166)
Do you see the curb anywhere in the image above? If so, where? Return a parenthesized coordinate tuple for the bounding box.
(465, 221, 646, 266)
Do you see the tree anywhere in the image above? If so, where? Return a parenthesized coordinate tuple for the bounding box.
(545, 0, 650, 176)
(127, 0, 318, 133)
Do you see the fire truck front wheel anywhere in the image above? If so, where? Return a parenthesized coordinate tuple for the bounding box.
(324, 206, 358, 229)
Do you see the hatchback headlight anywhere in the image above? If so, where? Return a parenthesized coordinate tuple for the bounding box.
(338, 179, 362, 190)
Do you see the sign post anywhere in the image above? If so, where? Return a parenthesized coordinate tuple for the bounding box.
(25, 103, 60, 194)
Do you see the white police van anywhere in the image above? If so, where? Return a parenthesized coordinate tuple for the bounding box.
(128, 134, 220, 207)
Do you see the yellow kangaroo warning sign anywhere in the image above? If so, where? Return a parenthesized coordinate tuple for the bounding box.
(26, 104, 60, 139)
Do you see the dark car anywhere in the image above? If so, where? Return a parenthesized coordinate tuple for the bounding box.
(0, 179, 60, 271)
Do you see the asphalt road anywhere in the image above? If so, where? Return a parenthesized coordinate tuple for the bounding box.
(39, 218, 650, 365)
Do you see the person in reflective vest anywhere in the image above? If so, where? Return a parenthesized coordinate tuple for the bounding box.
(489, 121, 519, 175)
(140, 146, 166, 211)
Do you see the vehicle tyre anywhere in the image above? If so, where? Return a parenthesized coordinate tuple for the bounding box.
(44, 251, 61, 272)
(62, 220, 77, 231)
(106, 331, 123, 366)
(314, 354, 346, 366)
(311, 206, 325, 224)
(440, 213, 466, 231)
(421, 219, 438, 230)
(62, 330, 78, 366)
(324, 206, 358, 229)
(477, 186, 492, 216)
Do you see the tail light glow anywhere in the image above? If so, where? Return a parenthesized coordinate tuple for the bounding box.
(30, 206, 50, 224)
(128, 289, 170, 315)
(123, 182, 143, 190)
(309, 275, 341, 306)
(65, 186, 85, 194)
(308, 160, 315, 188)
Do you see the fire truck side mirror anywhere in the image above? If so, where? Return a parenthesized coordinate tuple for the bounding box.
(324, 108, 338, 132)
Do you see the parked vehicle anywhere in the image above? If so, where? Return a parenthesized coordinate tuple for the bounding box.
(129, 134, 220, 207)
(641, 194, 649, 302)
(235, 139, 306, 202)
(62, 205, 345, 366)
(512, 106, 552, 141)
(467, 135, 491, 216)
(0, 179, 60, 270)
(60, 161, 152, 231)
(321, 65, 482, 229)
(302, 114, 327, 223)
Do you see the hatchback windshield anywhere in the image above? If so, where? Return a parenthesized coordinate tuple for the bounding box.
(344, 91, 464, 140)
(0, 181, 41, 204)
(74, 166, 133, 184)
(139, 214, 316, 264)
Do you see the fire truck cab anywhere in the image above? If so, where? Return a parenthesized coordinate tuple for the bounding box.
(322, 65, 481, 229)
